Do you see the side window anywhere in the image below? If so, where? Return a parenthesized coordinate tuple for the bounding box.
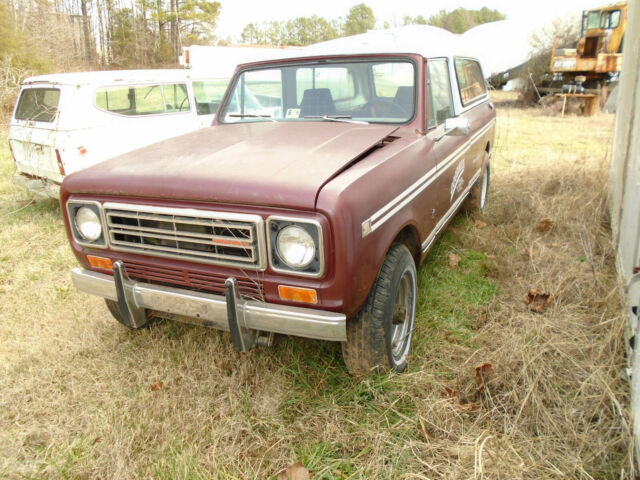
(133, 85, 166, 114)
(95, 86, 130, 112)
(427, 59, 454, 128)
(454, 58, 487, 106)
(95, 83, 189, 116)
(609, 10, 621, 28)
(162, 83, 189, 112)
(296, 67, 355, 104)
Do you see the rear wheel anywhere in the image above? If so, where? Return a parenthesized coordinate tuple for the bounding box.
(342, 243, 417, 375)
(463, 155, 490, 213)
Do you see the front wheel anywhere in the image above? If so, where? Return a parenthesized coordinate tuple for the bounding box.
(105, 298, 153, 329)
(342, 243, 417, 375)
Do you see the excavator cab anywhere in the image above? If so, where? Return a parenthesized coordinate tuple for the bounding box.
(579, 3, 626, 56)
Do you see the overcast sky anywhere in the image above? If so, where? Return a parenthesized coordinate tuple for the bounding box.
(216, 0, 606, 41)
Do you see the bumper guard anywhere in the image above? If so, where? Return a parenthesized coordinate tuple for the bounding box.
(71, 265, 347, 347)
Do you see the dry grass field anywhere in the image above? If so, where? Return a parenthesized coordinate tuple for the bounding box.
(0, 100, 633, 479)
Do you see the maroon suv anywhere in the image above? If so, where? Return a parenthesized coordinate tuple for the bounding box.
(61, 52, 496, 375)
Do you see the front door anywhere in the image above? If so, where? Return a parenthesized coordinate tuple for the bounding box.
(426, 58, 469, 226)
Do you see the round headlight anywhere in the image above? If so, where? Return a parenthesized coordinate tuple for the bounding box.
(75, 206, 102, 242)
(276, 225, 315, 268)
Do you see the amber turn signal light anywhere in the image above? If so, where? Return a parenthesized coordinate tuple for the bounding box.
(87, 255, 113, 270)
(278, 285, 318, 304)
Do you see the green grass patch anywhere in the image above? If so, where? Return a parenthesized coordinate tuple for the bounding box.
(414, 218, 497, 356)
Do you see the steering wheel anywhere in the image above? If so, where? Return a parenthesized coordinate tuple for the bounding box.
(178, 96, 189, 112)
(360, 99, 408, 118)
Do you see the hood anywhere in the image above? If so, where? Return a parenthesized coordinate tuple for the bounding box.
(62, 121, 398, 210)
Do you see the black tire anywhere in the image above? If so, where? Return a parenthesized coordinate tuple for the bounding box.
(342, 243, 417, 375)
(105, 298, 152, 329)
(462, 155, 490, 213)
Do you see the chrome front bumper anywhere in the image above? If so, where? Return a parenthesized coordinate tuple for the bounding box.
(12, 174, 60, 199)
(71, 267, 347, 343)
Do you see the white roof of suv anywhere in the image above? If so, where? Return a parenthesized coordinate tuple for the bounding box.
(21, 69, 218, 87)
(302, 25, 467, 59)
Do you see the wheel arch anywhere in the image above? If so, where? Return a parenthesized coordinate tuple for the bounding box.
(391, 224, 421, 267)
(349, 222, 421, 318)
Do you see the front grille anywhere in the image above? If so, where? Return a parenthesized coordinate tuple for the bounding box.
(123, 260, 264, 300)
(103, 202, 266, 270)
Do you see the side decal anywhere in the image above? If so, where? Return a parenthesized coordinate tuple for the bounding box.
(450, 161, 465, 201)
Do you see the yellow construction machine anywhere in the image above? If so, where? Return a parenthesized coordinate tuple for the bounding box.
(550, 2, 626, 90)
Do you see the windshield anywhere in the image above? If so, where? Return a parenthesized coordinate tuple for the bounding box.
(219, 60, 416, 124)
(586, 11, 601, 29)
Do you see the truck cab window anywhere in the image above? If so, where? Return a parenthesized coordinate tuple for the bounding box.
(427, 59, 453, 128)
(454, 58, 487, 106)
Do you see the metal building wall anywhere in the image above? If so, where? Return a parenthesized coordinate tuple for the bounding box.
(608, 0, 640, 457)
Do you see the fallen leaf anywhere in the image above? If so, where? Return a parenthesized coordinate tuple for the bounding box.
(441, 387, 458, 400)
(538, 218, 554, 233)
(474, 363, 495, 393)
(440, 388, 478, 411)
(525, 289, 554, 313)
(277, 462, 311, 480)
(150, 381, 163, 391)
(448, 253, 462, 269)
(474, 220, 487, 228)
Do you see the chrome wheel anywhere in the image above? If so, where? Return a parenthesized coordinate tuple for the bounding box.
(479, 165, 490, 210)
(390, 266, 416, 362)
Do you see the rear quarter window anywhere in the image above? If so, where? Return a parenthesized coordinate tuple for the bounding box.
(15, 88, 61, 122)
(454, 58, 487, 107)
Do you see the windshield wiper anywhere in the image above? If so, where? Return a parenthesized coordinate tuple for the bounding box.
(228, 113, 278, 122)
(303, 115, 369, 125)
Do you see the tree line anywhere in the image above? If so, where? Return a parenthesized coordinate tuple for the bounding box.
(403, 7, 505, 34)
(240, 4, 375, 46)
(1, 0, 221, 69)
(240, 6, 505, 46)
